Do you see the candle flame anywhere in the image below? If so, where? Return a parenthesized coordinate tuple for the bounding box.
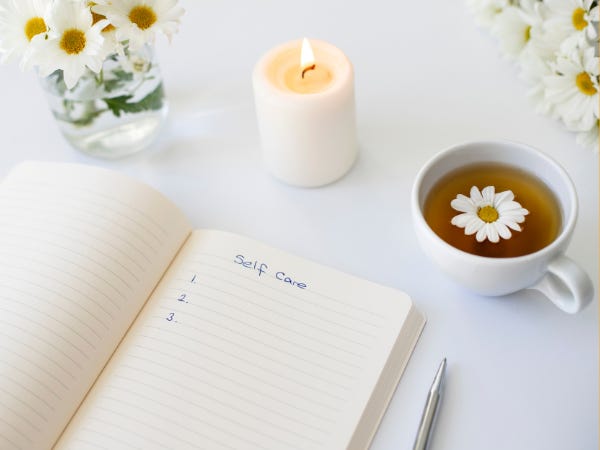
(300, 37, 315, 69)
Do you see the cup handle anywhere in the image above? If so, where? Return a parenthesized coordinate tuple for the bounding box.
(529, 255, 594, 314)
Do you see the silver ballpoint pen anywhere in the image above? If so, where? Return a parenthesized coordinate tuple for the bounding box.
(412, 358, 447, 450)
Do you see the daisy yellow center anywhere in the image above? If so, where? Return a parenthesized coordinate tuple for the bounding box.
(24, 17, 47, 41)
(576, 72, 597, 96)
(60, 29, 87, 55)
(524, 25, 531, 42)
(572, 8, 588, 31)
(129, 5, 157, 30)
(477, 205, 499, 223)
(92, 11, 116, 33)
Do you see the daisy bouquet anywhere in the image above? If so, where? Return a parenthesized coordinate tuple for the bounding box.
(467, 0, 599, 151)
(0, 0, 184, 150)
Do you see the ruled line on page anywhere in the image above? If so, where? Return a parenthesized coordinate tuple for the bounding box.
(0, 317, 86, 369)
(1, 296, 97, 350)
(115, 370, 330, 435)
(0, 250, 120, 319)
(92, 404, 238, 450)
(0, 396, 43, 433)
(82, 417, 149, 450)
(0, 194, 157, 263)
(156, 304, 363, 370)
(12, 180, 170, 237)
(189, 252, 387, 320)
(0, 230, 134, 297)
(139, 328, 348, 410)
(161, 288, 370, 358)
(1, 358, 62, 401)
(0, 277, 114, 325)
(0, 427, 27, 450)
(0, 343, 70, 390)
(0, 215, 146, 279)
(143, 322, 352, 401)
(183, 259, 383, 328)
(0, 384, 49, 424)
(106, 381, 325, 447)
(0, 373, 56, 412)
(0, 286, 105, 338)
(76, 430, 133, 450)
(130, 343, 338, 424)
(0, 412, 34, 443)
(0, 301, 94, 357)
(158, 290, 366, 360)
(175, 276, 377, 344)
(0, 186, 163, 252)
(0, 331, 75, 381)
(132, 331, 346, 407)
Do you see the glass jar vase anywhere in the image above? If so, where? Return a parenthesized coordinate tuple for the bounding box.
(40, 44, 168, 159)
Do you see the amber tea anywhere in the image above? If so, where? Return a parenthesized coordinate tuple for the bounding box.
(423, 162, 562, 258)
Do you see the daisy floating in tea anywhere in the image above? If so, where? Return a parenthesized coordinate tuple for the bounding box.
(450, 186, 529, 243)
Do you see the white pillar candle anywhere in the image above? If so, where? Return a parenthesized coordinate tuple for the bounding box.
(253, 38, 358, 187)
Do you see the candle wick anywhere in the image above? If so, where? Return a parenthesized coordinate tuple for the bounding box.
(301, 64, 316, 79)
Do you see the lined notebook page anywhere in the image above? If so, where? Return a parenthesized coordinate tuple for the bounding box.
(56, 230, 420, 450)
(0, 162, 191, 450)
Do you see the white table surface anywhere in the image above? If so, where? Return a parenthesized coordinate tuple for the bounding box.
(0, 1, 597, 449)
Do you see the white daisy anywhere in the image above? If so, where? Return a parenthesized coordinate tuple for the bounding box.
(29, 1, 109, 89)
(88, 2, 120, 59)
(544, 46, 599, 131)
(544, 0, 598, 52)
(92, 0, 185, 50)
(565, 114, 599, 151)
(519, 34, 556, 115)
(574, 119, 599, 152)
(450, 186, 529, 243)
(0, 0, 51, 67)
(466, 0, 510, 28)
(490, 0, 545, 60)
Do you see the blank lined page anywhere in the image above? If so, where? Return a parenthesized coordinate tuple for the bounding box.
(0, 162, 191, 450)
(56, 229, 419, 450)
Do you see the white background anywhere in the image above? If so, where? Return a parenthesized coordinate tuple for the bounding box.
(0, 1, 597, 449)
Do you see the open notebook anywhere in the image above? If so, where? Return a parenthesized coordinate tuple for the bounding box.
(0, 161, 425, 450)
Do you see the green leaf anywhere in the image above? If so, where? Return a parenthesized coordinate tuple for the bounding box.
(103, 69, 135, 92)
(103, 83, 164, 118)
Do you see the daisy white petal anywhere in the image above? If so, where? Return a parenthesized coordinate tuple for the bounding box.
(497, 200, 527, 212)
(451, 213, 474, 228)
(476, 226, 488, 242)
(450, 194, 477, 213)
(470, 186, 484, 203)
(494, 189, 514, 204)
(571, 118, 599, 152)
(486, 223, 500, 243)
(499, 216, 523, 231)
(495, 221, 512, 239)
(465, 217, 484, 235)
(519, 32, 557, 115)
(466, 0, 510, 28)
(481, 185, 495, 202)
(491, 0, 546, 60)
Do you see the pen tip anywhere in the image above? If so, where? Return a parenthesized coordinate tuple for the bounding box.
(430, 358, 447, 393)
(438, 358, 446, 375)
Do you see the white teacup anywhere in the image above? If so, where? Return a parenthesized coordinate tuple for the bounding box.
(411, 140, 594, 313)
